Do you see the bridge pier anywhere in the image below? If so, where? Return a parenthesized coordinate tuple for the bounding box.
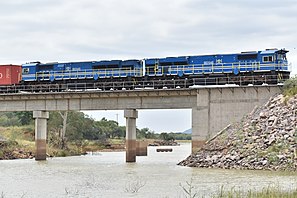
(33, 111, 49, 160)
(124, 109, 138, 162)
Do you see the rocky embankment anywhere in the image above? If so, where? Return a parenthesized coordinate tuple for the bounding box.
(178, 94, 297, 171)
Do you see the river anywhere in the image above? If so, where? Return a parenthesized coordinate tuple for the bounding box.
(0, 143, 296, 198)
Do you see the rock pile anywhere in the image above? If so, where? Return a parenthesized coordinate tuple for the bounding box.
(0, 140, 34, 160)
(178, 94, 297, 171)
(149, 140, 180, 146)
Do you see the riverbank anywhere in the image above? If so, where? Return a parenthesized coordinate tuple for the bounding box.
(0, 126, 128, 159)
(179, 93, 297, 171)
(0, 140, 126, 160)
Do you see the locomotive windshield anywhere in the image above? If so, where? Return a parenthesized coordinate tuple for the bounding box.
(276, 49, 288, 61)
(277, 53, 287, 60)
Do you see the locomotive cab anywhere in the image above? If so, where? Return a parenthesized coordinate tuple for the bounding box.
(275, 49, 289, 71)
(22, 62, 40, 81)
(259, 49, 289, 71)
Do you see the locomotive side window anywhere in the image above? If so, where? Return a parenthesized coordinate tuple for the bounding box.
(263, 56, 273, 62)
(22, 68, 29, 74)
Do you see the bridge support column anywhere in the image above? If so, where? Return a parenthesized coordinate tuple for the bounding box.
(33, 111, 49, 161)
(124, 109, 138, 162)
(192, 89, 210, 153)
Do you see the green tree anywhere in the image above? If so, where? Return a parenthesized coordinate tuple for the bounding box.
(0, 112, 20, 126)
(94, 118, 119, 139)
(137, 127, 156, 139)
(0, 111, 33, 126)
(13, 112, 33, 125)
(159, 132, 175, 141)
(66, 112, 95, 141)
(47, 112, 65, 147)
(112, 126, 126, 138)
(47, 111, 95, 146)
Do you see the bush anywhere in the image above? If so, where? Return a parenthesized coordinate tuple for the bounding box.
(283, 77, 297, 97)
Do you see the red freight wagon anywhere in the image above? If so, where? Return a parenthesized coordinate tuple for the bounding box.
(0, 65, 22, 85)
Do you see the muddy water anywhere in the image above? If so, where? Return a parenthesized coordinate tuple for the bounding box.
(0, 143, 296, 198)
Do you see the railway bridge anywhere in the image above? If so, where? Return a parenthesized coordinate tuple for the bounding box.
(0, 85, 282, 162)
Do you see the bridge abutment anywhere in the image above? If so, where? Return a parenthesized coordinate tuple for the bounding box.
(33, 111, 49, 160)
(191, 86, 281, 153)
(124, 109, 138, 162)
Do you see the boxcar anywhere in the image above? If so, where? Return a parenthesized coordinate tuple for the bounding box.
(0, 65, 22, 85)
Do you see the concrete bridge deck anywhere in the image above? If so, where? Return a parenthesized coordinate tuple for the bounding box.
(0, 85, 282, 162)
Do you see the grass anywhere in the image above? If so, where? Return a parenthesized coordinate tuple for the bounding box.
(124, 180, 146, 194)
(179, 178, 297, 198)
(0, 126, 34, 148)
(0, 126, 34, 142)
(109, 138, 125, 144)
(179, 178, 198, 198)
(211, 185, 297, 198)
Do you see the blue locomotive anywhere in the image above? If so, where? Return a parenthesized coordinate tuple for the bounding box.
(144, 48, 289, 77)
(22, 59, 143, 82)
(19, 48, 289, 89)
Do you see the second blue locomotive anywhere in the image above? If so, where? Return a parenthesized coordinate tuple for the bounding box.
(21, 48, 289, 84)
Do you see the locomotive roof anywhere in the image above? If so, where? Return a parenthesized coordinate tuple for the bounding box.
(260, 49, 278, 54)
(145, 48, 287, 60)
(22, 48, 288, 65)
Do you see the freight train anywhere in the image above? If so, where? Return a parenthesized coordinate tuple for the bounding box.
(0, 48, 290, 92)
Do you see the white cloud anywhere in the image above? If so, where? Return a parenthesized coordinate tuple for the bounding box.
(0, 0, 296, 130)
(1, 0, 296, 61)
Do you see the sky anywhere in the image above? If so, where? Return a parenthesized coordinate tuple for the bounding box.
(0, 0, 296, 132)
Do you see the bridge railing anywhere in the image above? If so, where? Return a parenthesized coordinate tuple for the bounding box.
(0, 74, 286, 94)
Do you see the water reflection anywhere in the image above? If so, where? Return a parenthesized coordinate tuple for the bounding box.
(0, 143, 296, 198)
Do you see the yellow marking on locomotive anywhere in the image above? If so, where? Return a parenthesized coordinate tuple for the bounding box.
(154, 61, 158, 75)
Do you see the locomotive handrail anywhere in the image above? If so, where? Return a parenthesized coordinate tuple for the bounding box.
(146, 62, 288, 75)
(30, 62, 290, 82)
(33, 67, 144, 81)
